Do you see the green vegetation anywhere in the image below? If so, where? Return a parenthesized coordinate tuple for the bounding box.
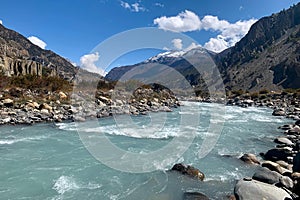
(259, 89, 270, 94)
(232, 89, 245, 96)
(123, 79, 144, 91)
(0, 74, 72, 92)
(283, 88, 300, 94)
(281, 88, 300, 98)
(250, 92, 259, 99)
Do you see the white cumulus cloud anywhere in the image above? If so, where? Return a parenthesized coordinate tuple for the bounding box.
(204, 36, 228, 53)
(172, 38, 183, 50)
(203, 17, 257, 52)
(154, 11, 257, 52)
(27, 36, 47, 49)
(120, 1, 146, 12)
(0, 20, 2, 25)
(154, 10, 201, 32)
(80, 52, 105, 76)
(201, 15, 230, 31)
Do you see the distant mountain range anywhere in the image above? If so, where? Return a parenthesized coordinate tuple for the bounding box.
(106, 48, 217, 94)
(0, 3, 299, 92)
(106, 3, 300, 92)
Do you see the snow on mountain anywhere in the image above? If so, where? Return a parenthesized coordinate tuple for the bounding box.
(145, 50, 185, 63)
(145, 47, 207, 63)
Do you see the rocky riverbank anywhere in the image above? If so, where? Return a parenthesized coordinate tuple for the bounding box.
(0, 86, 180, 125)
(234, 120, 300, 199)
(229, 92, 300, 200)
(178, 91, 300, 199)
(235, 120, 300, 199)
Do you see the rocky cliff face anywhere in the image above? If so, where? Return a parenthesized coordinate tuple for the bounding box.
(0, 56, 43, 76)
(0, 24, 75, 80)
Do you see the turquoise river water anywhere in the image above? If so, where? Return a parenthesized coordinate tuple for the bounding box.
(0, 102, 293, 200)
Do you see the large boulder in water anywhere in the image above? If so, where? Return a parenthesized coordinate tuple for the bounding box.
(278, 176, 294, 190)
(274, 137, 294, 146)
(171, 163, 205, 181)
(252, 167, 282, 184)
(183, 192, 209, 200)
(263, 148, 291, 162)
(234, 178, 292, 200)
(272, 109, 285, 116)
(240, 153, 260, 165)
(262, 161, 284, 174)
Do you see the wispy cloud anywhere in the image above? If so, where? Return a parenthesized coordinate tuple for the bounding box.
(80, 52, 106, 76)
(120, 1, 131, 9)
(154, 11, 257, 52)
(27, 36, 47, 49)
(120, 1, 146, 12)
(154, 2, 164, 7)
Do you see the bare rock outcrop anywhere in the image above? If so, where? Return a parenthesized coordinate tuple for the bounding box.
(0, 55, 43, 76)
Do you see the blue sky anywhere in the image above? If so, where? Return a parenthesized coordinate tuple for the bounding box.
(0, 0, 299, 74)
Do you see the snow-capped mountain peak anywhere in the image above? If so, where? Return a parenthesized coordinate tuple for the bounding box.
(145, 47, 206, 63)
(145, 50, 186, 63)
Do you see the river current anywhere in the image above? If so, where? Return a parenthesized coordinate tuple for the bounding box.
(0, 102, 292, 199)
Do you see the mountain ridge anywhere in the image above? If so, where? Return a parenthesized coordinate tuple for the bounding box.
(218, 3, 300, 91)
(106, 3, 300, 92)
(0, 24, 100, 81)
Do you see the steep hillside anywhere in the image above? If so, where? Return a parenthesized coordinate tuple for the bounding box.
(218, 3, 300, 91)
(0, 24, 76, 80)
(220, 25, 300, 91)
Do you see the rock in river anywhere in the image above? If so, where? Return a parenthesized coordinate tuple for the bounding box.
(234, 178, 292, 200)
(252, 167, 282, 184)
(272, 109, 285, 116)
(240, 153, 260, 165)
(262, 161, 284, 174)
(263, 148, 291, 162)
(171, 163, 205, 181)
(278, 176, 294, 190)
(183, 192, 209, 200)
(274, 137, 294, 146)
